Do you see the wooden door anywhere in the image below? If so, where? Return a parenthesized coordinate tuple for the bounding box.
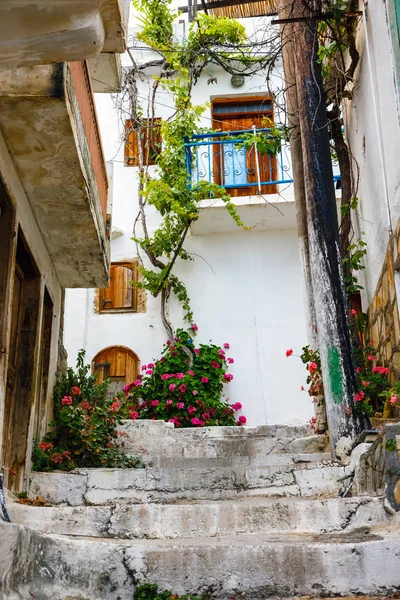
(2, 232, 40, 492)
(93, 346, 139, 395)
(212, 97, 278, 197)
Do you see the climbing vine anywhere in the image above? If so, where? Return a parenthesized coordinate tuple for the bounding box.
(114, 0, 282, 336)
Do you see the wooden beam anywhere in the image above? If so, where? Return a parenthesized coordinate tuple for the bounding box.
(271, 11, 361, 24)
(178, 0, 277, 16)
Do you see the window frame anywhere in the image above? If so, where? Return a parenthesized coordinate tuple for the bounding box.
(124, 118, 162, 167)
(98, 261, 138, 314)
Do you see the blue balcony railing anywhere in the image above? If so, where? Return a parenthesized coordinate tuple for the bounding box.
(184, 128, 340, 193)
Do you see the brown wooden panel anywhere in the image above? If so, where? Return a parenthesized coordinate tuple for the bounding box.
(125, 355, 138, 384)
(115, 347, 127, 377)
(124, 119, 162, 167)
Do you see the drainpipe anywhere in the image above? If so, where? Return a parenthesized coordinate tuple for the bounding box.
(362, 0, 392, 233)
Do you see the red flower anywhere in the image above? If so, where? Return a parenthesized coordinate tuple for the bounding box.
(367, 355, 377, 361)
(211, 361, 220, 369)
(224, 373, 234, 382)
(71, 386, 81, 396)
(308, 362, 318, 374)
(188, 406, 196, 414)
(238, 415, 247, 425)
(192, 324, 199, 332)
(286, 349, 293, 357)
(39, 442, 53, 452)
(223, 343, 230, 349)
(61, 396, 73, 405)
(355, 367, 361, 373)
(80, 400, 91, 410)
(110, 399, 121, 413)
(354, 391, 365, 402)
(390, 395, 397, 404)
(201, 377, 209, 383)
(179, 384, 187, 393)
(372, 366, 390, 375)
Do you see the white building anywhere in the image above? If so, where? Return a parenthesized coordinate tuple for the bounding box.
(64, 7, 318, 427)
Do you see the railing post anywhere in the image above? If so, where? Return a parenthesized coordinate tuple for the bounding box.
(252, 125, 262, 195)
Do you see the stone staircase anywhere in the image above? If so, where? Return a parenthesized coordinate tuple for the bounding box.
(2, 421, 400, 600)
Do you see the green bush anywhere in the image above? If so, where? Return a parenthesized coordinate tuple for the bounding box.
(32, 350, 143, 471)
(123, 328, 245, 428)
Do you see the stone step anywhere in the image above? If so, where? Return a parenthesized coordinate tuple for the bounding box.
(140, 452, 331, 469)
(2, 521, 400, 600)
(29, 462, 346, 506)
(8, 496, 394, 540)
(118, 420, 326, 460)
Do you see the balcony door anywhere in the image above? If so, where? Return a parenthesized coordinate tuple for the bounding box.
(212, 96, 278, 196)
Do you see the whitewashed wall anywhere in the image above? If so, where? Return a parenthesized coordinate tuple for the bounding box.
(344, 1, 400, 305)
(65, 13, 314, 426)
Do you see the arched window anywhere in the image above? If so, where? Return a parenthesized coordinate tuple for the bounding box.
(92, 346, 140, 396)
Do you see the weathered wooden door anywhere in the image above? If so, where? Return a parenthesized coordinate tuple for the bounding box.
(2, 233, 40, 491)
(93, 346, 139, 396)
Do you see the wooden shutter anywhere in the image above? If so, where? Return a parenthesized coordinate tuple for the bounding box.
(93, 346, 139, 386)
(124, 119, 162, 167)
(99, 263, 136, 312)
(212, 97, 277, 196)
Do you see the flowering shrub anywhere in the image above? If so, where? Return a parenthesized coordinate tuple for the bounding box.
(134, 583, 208, 599)
(286, 341, 392, 423)
(123, 328, 245, 427)
(32, 350, 143, 472)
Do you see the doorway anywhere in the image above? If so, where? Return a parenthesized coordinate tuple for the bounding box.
(2, 230, 41, 491)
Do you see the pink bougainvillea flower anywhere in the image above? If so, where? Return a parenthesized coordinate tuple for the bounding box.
(362, 380, 370, 387)
(192, 390, 199, 396)
(211, 361, 220, 369)
(161, 373, 170, 381)
(141, 365, 147, 371)
(123, 382, 134, 393)
(191, 417, 201, 425)
(71, 386, 81, 396)
(224, 373, 234, 382)
(161, 356, 166, 363)
(238, 415, 247, 425)
(355, 367, 362, 373)
(367, 355, 377, 361)
(202, 412, 210, 421)
(227, 357, 234, 364)
(129, 411, 139, 420)
(390, 395, 397, 404)
(176, 373, 185, 380)
(231, 402, 242, 411)
(223, 343, 230, 349)
(179, 384, 187, 393)
(169, 374, 176, 379)
(192, 324, 199, 332)
(166, 399, 173, 405)
(169, 383, 176, 391)
(133, 379, 142, 387)
(300, 386, 305, 391)
(174, 337, 179, 342)
(186, 370, 194, 376)
(188, 406, 196, 414)
(80, 400, 91, 410)
(146, 369, 154, 375)
(286, 349, 293, 357)
(201, 377, 209, 383)
(151, 400, 159, 407)
(350, 308, 357, 316)
(194, 348, 200, 355)
(61, 396, 73, 405)
(354, 391, 365, 402)
(166, 340, 171, 345)
(218, 349, 225, 357)
(308, 362, 318, 374)
(177, 402, 185, 409)
(147, 363, 154, 368)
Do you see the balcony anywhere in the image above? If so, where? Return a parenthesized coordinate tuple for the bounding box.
(0, 61, 110, 287)
(185, 129, 341, 234)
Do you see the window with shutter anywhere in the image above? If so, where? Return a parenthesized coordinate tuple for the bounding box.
(124, 118, 162, 166)
(98, 262, 137, 312)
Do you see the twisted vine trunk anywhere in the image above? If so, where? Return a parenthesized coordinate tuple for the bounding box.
(293, 1, 363, 456)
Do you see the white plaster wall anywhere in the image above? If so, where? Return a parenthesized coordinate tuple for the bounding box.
(65, 14, 313, 426)
(344, 1, 400, 305)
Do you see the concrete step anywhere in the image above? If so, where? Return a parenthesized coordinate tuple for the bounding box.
(8, 496, 394, 540)
(118, 420, 326, 460)
(29, 461, 346, 506)
(140, 452, 331, 469)
(2, 520, 400, 600)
